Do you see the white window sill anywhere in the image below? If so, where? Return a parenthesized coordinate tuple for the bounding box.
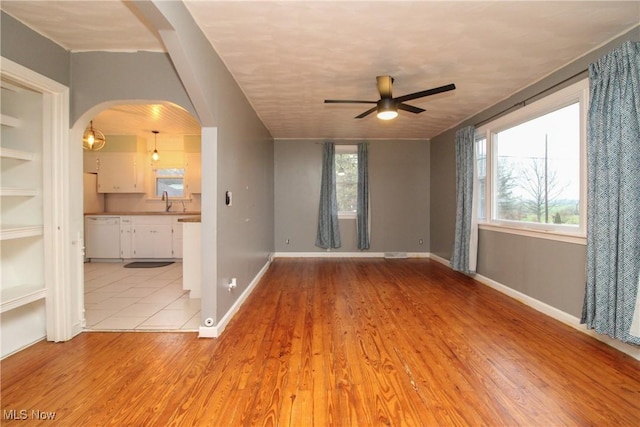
(479, 223, 586, 245)
(338, 212, 357, 220)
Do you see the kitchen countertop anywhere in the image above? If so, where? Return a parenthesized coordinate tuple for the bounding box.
(177, 216, 201, 223)
(84, 212, 201, 216)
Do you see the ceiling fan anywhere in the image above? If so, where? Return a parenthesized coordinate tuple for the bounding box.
(324, 76, 455, 120)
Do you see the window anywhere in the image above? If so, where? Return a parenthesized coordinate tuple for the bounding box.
(335, 145, 358, 217)
(476, 134, 487, 221)
(155, 168, 184, 197)
(475, 79, 587, 241)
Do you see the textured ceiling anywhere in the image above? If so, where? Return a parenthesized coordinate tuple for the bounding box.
(2, 1, 639, 140)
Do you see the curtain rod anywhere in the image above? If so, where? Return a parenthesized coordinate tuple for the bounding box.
(474, 68, 588, 128)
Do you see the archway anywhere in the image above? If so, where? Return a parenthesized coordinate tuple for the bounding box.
(71, 100, 202, 332)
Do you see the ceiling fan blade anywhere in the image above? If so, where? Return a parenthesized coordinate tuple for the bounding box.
(394, 83, 456, 103)
(377, 75, 393, 99)
(355, 106, 377, 119)
(398, 103, 426, 114)
(324, 99, 377, 104)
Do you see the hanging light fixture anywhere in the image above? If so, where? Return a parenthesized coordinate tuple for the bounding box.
(151, 130, 160, 161)
(82, 121, 106, 150)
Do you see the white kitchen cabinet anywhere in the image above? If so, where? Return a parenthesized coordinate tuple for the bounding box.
(184, 153, 201, 194)
(132, 216, 173, 259)
(182, 221, 201, 298)
(97, 153, 144, 193)
(83, 151, 100, 173)
(172, 217, 183, 258)
(119, 217, 133, 259)
(84, 214, 188, 260)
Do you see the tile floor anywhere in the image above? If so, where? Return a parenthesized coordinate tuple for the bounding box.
(84, 261, 200, 331)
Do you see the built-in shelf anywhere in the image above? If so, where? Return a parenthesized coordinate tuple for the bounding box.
(0, 187, 38, 197)
(0, 225, 44, 240)
(0, 147, 34, 161)
(0, 284, 46, 313)
(0, 114, 21, 128)
(2, 56, 63, 357)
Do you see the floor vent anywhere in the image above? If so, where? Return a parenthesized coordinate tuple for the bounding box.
(384, 252, 408, 259)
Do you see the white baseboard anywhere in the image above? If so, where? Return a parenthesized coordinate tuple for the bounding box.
(428, 253, 640, 360)
(198, 257, 273, 339)
(428, 253, 450, 266)
(1, 337, 46, 360)
(274, 251, 431, 258)
(275, 251, 384, 258)
(198, 325, 216, 338)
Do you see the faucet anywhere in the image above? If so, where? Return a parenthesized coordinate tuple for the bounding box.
(161, 191, 172, 212)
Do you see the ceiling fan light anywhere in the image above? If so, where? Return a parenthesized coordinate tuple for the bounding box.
(377, 98, 398, 120)
(82, 121, 106, 150)
(377, 109, 398, 120)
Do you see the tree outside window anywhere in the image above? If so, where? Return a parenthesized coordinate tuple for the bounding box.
(493, 102, 580, 226)
(335, 150, 358, 216)
(474, 79, 587, 239)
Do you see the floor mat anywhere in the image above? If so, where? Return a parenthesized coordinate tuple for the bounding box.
(124, 261, 174, 268)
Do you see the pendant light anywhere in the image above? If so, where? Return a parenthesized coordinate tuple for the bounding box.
(82, 121, 106, 150)
(151, 130, 159, 161)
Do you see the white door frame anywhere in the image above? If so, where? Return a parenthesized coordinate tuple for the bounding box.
(70, 100, 205, 333)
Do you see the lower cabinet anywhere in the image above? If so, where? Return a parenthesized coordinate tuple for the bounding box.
(132, 216, 173, 259)
(85, 214, 189, 260)
(120, 217, 133, 259)
(172, 217, 183, 259)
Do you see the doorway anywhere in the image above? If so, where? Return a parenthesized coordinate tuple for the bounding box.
(79, 101, 202, 331)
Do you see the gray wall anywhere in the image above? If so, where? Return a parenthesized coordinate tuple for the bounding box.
(429, 127, 457, 260)
(274, 139, 430, 253)
(4, 8, 275, 328)
(429, 26, 639, 318)
(70, 52, 196, 125)
(215, 74, 274, 318)
(137, 1, 274, 323)
(1, 12, 70, 87)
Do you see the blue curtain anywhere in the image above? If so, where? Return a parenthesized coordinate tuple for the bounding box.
(451, 125, 478, 274)
(581, 41, 640, 345)
(316, 142, 341, 249)
(357, 143, 370, 250)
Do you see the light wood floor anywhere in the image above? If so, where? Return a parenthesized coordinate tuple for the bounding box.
(2, 258, 639, 426)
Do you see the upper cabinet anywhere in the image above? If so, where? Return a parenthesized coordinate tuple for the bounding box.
(97, 153, 145, 193)
(185, 152, 201, 195)
(83, 151, 99, 174)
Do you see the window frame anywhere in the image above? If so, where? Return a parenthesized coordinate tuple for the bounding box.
(475, 79, 588, 244)
(335, 144, 358, 219)
(154, 167, 185, 198)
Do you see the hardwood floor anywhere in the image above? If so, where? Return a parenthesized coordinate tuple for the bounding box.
(2, 258, 639, 426)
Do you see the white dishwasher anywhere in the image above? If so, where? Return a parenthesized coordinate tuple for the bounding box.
(85, 216, 121, 259)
